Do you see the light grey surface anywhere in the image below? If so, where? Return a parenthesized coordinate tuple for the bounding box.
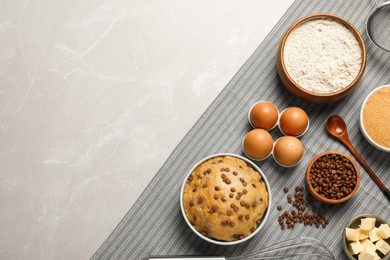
(92, 0, 390, 259)
(0, 1, 293, 259)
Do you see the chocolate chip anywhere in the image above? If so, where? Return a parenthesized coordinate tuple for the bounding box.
(283, 187, 289, 193)
(277, 205, 282, 211)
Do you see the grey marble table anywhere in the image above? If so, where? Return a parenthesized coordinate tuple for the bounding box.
(0, 1, 294, 259)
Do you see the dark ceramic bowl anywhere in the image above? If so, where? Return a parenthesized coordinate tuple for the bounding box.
(342, 214, 390, 260)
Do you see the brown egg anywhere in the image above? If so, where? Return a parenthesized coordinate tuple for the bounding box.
(243, 129, 274, 160)
(273, 136, 304, 166)
(249, 101, 279, 130)
(279, 107, 309, 136)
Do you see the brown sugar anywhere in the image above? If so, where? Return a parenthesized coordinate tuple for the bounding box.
(363, 86, 390, 148)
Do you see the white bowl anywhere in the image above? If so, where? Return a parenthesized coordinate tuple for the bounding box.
(180, 153, 272, 245)
(360, 85, 390, 153)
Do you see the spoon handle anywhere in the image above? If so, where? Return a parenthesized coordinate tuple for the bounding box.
(339, 135, 389, 199)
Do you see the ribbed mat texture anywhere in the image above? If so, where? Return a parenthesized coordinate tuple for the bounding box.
(92, 0, 390, 259)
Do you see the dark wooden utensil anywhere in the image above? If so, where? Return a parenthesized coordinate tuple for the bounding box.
(326, 115, 390, 201)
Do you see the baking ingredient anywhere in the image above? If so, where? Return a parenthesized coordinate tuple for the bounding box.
(279, 107, 309, 136)
(309, 153, 357, 200)
(276, 185, 330, 230)
(361, 239, 377, 252)
(346, 227, 360, 242)
(376, 239, 390, 255)
(377, 224, 390, 239)
(348, 241, 363, 255)
(284, 18, 362, 94)
(358, 249, 380, 260)
(249, 101, 279, 130)
(369, 227, 381, 242)
(243, 129, 273, 160)
(358, 228, 370, 240)
(345, 217, 390, 258)
(362, 86, 390, 148)
(361, 218, 376, 231)
(273, 136, 304, 166)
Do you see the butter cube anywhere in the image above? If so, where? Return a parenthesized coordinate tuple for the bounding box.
(358, 228, 370, 240)
(361, 239, 376, 252)
(377, 224, 390, 239)
(376, 239, 390, 255)
(360, 218, 376, 231)
(346, 227, 360, 242)
(349, 241, 363, 255)
(369, 227, 381, 242)
(358, 249, 380, 260)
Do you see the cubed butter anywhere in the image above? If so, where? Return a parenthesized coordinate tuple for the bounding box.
(369, 227, 381, 242)
(358, 228, 370, 240)
(376, 239, 390, 255)
(360, 218, 376, 231)
(377, 224, 390, 239)
(346, 227, 360, 242)
(358, 249, 380, 260)
(349, 241, 363, 255)
(361, 239, 376, 252)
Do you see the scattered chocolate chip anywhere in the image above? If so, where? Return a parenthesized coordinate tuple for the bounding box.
(277, 205, 282, 211)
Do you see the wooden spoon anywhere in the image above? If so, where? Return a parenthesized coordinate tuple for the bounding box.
(326, 115, 390, 201)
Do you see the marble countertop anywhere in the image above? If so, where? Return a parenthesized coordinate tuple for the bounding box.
(0, 1, 294, 259)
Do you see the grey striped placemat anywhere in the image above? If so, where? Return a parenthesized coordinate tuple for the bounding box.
(92, 0, 390, 259)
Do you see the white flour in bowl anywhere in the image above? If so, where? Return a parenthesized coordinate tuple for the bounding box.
(283, 18, 362, 94)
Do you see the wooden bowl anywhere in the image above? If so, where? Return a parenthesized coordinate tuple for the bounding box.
(305, 151, 360, 204)
(342, 214, 390, 260)
(277, 14, 367, 103)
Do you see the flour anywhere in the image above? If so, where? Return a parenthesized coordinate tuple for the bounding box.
(283, 18, 362, 94)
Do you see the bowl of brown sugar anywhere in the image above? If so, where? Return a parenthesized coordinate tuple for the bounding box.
(305, 151, 360, 204)
(360, 85, 390, 152)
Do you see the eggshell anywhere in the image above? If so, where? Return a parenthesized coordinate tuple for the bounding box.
(273, 136, 304, 166)
(243, 129, 274, 160)
(249, 101, 279, 130)
(279, 107, 309, 136)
